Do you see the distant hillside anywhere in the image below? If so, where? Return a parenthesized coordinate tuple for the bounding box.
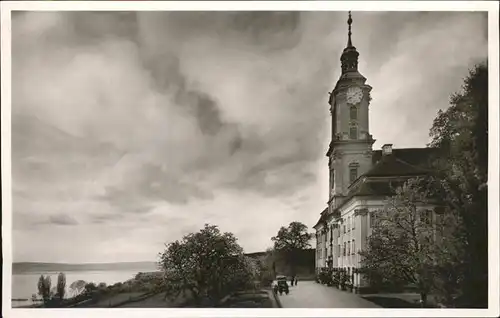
(12, 261, 158, 274)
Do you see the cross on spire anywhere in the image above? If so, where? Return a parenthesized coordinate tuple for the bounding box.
(340, 10, 360, 74)
(347, 11, 353, 47)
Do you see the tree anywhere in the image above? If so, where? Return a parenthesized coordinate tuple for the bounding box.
(428, 63, 488, 308)
(158, 224, 255, 306)
(271, 221, 313, 277)
(84, 282, 97, 294)
(359, 178, 462, 307)
(56, 272, 66, 300)
(69, 280, 87, 297)
(37, 275, 52, 304)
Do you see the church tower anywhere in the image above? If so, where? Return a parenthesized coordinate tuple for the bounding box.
(326, 12, 375, 209)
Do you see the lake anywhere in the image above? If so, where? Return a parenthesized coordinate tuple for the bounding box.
(11, 270, 148, 308)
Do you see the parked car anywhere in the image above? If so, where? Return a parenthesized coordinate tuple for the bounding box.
(273, 275, 289, 295)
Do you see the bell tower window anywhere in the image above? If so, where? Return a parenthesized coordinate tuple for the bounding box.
(349, 168, 358, 183)
(330, 168, 336, 196)
(349, 124, 358, 140)
(350, 106, 358, 121)
(349, 162, 359, 184)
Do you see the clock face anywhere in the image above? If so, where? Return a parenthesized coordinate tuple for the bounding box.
(346, 86, 363, 104)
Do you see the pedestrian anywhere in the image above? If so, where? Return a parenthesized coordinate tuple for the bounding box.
(294, 277, 298, 286)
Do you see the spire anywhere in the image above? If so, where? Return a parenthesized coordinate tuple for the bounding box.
(340, 11, 359, 74)
(347, 11, 353, 47)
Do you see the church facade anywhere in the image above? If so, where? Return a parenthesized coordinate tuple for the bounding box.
(313, 13, 437, 293)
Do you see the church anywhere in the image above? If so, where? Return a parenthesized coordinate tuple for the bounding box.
(313, 13, 438, 293)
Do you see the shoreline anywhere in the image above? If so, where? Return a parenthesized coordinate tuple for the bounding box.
(12, 270, 163, 308)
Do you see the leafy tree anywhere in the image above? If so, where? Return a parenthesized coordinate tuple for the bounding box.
(272, 221, 312, 250)
(69, 280, 87, 297)
(56, 272, 66, 300)
(271, 221, 313, 277)
(97, 282, 107, 289)
(85, 282, 97, 294)
(37, 275, 52, 303)
(158, 224, 255, 306)
(428, 62, 488, 308)
(359, 178, 462, 307)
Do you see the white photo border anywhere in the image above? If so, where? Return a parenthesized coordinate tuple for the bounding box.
(2, 1, 499, 318)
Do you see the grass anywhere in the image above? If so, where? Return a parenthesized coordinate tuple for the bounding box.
(75, 292, 145, 308)
(361, 293, 439, 308)
(362, 296, 421, 308)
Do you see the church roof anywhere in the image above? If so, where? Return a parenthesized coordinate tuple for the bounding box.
(365, 148, 437, 178)
(371, 147, 438, 168)
(313, 147, 440, 230)
(349, 180, 396, 196)
(343, 179, 405, 205)
(344, 147, 438, 202)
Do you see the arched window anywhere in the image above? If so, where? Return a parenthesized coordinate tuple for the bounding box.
(350, 106, 358, 120)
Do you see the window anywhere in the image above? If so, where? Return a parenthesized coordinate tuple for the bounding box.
(330, 169, 335, 192)
(350, 106, 358, 120)
(370, 211, 376, 227)
(352, 216, 356, 230)
(343, 224, 346, 234)
(347, 241, 351, 255)
(349, 167, 358, 184)
(349, 125, 358, 139)
(421, 209, 433, 226)
(343, 242, 346, 256)
(352, 239, 356, 255)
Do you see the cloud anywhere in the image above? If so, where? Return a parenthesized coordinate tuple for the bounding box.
(48, 214, 79, 226)
(10, 11, 487, 262)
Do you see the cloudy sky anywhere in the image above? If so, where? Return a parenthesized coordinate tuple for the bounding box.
(11, 11, 487, 263)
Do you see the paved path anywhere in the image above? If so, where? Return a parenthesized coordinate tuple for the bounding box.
(278, 281, 381, 308)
